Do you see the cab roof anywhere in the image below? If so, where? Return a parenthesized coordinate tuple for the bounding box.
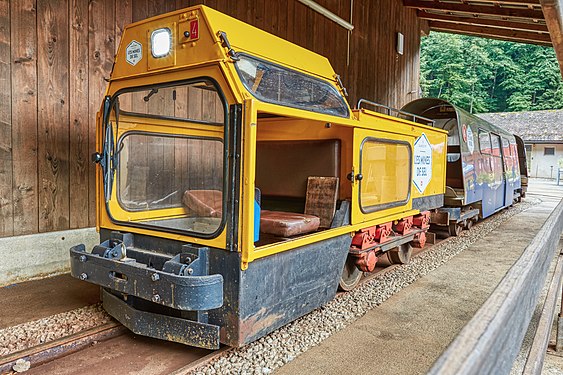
(112, 5, 339, 83)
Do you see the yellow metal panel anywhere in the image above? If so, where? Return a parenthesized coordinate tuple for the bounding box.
(112, 7, 224, 80)
(360, 140, 410, 209)
(351, 129, 415, 224)
(147, 21, 177, 71)
(199, 6, 337, 81)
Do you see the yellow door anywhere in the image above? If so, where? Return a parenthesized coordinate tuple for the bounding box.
(351, 128, 413, 225)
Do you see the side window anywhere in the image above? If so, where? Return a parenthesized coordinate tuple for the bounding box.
(490, 134, 501, 157)
(479, 131, 491, 155)
(359, 139, 411, 212)
(502, 137, 511, 156)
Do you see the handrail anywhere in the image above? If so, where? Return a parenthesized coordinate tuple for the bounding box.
(428, 198, 563, 375)
(356, 99, 435, 126)
(523, 250, 563, 374)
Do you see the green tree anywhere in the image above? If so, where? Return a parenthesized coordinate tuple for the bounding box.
(420, 32, 563, 113)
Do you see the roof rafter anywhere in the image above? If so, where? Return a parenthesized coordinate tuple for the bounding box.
(428, 20, 553, 45)
(469, 0, 541, 6)
(404, 0, 545, 20)
(418, 11, 550, 32)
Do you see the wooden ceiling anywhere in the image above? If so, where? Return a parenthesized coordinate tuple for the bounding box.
(405, 0, 563, 77)
(405, 0, 551, 45)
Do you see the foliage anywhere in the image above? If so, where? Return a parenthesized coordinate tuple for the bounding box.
(420, 32, 563, 113)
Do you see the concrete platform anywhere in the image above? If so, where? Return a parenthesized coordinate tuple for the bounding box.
(276, 179, 563, 375)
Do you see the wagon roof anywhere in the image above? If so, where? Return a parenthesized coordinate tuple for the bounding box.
(478, 110, 563, 143)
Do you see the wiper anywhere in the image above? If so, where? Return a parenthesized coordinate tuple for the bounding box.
(143, 88, 159, 102)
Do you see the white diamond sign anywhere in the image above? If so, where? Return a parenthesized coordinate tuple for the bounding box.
(126, 40, 142, 66)
(413, 133, 432, 193)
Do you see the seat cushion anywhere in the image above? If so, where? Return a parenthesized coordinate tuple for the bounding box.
(260, 210, 320, 237)
(183, 190, 222, 218)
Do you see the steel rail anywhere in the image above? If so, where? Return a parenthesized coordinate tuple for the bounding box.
(0, 322, 126, 374)
(428, 198, 563, 375)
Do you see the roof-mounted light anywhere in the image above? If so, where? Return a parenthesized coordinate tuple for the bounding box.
(151, 28, 171, 58)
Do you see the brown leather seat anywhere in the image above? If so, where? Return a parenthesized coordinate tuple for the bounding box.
(183, 190, 222, 218)
(260, 210, 320, 237)
(183, 189, 320, 237)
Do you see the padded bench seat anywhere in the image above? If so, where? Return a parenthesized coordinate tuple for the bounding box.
(260, 210, 320, 237)
(183, 190, 320, 238)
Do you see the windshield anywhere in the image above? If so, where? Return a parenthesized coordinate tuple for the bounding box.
(235, 54, 349, 118)
(106, 79, 227, 236)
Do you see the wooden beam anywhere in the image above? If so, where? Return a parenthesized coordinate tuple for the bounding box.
(418, 11, 550, 32)
(404, 0, 545, 20)
(470, 0, 541, 6)
(540, 0, 563, 79)
(429, 20, 553, 45)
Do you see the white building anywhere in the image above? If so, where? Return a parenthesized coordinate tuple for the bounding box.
(479, 110, 563, 179)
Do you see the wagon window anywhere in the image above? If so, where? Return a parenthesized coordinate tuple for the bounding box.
(235, 54, 349, 118)
(479, 131, 491, 154)
(490, 134, 501, 157)
(359, 139, 411, 212)
(502, 138, 511, 156)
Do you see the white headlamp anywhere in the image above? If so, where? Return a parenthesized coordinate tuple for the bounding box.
(151, 28, 171, 58)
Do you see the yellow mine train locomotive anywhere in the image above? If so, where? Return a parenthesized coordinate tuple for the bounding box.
(69, 6, 526, 349)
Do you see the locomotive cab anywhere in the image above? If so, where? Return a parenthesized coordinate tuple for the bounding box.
(70, 5, 448, 349)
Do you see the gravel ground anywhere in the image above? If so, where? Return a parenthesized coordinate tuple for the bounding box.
(185, 198, 539, 375)
(0, 304, 111, 357)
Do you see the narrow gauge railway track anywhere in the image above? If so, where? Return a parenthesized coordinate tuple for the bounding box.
(1, 232, 453, 375)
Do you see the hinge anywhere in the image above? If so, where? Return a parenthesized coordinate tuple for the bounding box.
(217, 31, 240, 61)
(334, 74, 348, 97)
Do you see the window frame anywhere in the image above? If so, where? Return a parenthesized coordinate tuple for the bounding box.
(544, 147, 555, 156)
(103, 77, 230, 239)
(115, 78, 225, 126)
(115, 131, 225, 213)
(478, 129, 492, 155)
(358, 137, 412, 214)
(490, 133, 502, 157)
(234, 53, 350, 119)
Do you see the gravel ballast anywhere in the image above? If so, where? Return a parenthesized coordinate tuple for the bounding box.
(186, 198, 539, 375)
(0, 304, 111, 357)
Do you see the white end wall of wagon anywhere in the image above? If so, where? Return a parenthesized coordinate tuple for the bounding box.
(0, 228, 99, 287)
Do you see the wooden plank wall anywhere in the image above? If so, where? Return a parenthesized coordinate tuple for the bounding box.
(1, 0, 421, 237)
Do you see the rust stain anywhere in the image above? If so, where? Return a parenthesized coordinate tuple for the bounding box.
(239, 307, 284, 343)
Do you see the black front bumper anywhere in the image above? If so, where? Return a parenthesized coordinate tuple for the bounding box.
(70, 241, 224, 349)
(70, 245, 223, 311)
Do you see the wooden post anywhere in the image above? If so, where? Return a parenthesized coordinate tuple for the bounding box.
(541, 0, 563, 80)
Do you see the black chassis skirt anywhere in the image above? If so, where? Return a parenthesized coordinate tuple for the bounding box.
(87, 229, 351, 348)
